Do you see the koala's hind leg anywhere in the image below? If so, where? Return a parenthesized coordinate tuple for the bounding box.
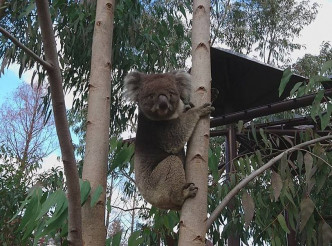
(149, 155, 197, 210)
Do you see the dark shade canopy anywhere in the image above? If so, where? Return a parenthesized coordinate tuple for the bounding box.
(211, 47, 306, 116)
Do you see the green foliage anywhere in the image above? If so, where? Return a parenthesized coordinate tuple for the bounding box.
(128, 230, 144, 246)
(80, 179, 91, 206)
(0, 144, 66, 245)
(208, 147, 221, 181)
(280, 47, 332, 131)
(133, 209, 180, 245)
(277, 214, 290, 234)
(10, 179, 99, 245)
(9, 185, 68, 245)
(217, 0, 318, 64)
(106, 231, 122, 246)
(279, 67, 292, 97)
(90, 184, 103, 207)
(293, 41, 332, 77)
(207, 117, 331, 245)
(1, 0, 191, 136)
(0, 148, 28, 245)
(110, 140, 134, 172)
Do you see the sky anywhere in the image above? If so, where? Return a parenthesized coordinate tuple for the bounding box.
(291, 0, 332, 61)
(0, 0, 332, 171)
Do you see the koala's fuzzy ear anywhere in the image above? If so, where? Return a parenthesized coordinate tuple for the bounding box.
(172, 70, 192, 104)
(124, 71, 144, 102)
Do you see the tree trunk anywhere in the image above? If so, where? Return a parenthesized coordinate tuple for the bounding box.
(178, 1, 211, 245)
(35, 1, 83, 245)
(81, 0, 115, 245)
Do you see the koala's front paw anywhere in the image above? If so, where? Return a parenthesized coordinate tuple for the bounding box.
(183, 102, 195, 112)
(183, 183, 198, 199)
(198, 103, 215, 117)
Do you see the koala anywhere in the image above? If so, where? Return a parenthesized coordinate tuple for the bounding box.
(124, 70, 214, 210)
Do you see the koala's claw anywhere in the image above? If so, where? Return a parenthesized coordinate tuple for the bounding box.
(183, 183, 198, 199)
(184, 104, 192, 112)
(183, 102, 195, 112)
(198, 103, 215, 116)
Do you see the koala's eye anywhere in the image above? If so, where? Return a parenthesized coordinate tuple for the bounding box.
(169, 91, 178, 97)
(147, 94, 154, 99)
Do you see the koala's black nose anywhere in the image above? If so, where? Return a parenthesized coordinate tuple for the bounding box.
(158, 94, 168, 110)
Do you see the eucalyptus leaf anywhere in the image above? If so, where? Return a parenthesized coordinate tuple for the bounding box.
(290, 81, 303, 95)
(90, 185, 103, 207)
(279, 67, 292, 97)
(277, 214, 290, 234)
(271, 171, 282, 202)
(297, 151, 304, 174)
(18, 2, 35, 19)
(310, 90, 324, 120)
(320, 102, 332, 130)
(242, 191, 255, 228)
(304, 152, 313, 184)
(36, 189, 63, 220)
(80, 180, 91, 206)
(319, 221, 332, 246)
(111, 231, 122, 246)
(320, 60, 332, 75)
(128, 231, 144, 246)
(300, 197, 315, 232)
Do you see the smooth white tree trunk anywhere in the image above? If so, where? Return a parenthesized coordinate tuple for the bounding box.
(178, 1, 211, 245)
(82, 1, 115, 245)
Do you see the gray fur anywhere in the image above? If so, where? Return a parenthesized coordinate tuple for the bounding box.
(124, 71, 214, 210)
(171, 70, 192, 106)
(123, 71, 144, 102)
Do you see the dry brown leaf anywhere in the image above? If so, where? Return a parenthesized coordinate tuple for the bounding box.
(271, 171, 283, 202)
(242, 191, 255, 229)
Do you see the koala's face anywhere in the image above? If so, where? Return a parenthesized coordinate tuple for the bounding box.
(124, 70, 191, 121)
(138, 74, 181, 120)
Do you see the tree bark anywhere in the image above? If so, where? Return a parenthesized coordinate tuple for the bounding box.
(81, 0, 115, 245)
(35, 0, 82, 245)
(178, 1, 211, 245)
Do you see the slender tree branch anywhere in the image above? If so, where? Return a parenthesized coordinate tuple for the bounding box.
(35, 0, 82, 245)
(111, 205, 150, 212)
(120, 170, 136, 184)
(206, 134, 332, 231)
(0, 26, 53, 71)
